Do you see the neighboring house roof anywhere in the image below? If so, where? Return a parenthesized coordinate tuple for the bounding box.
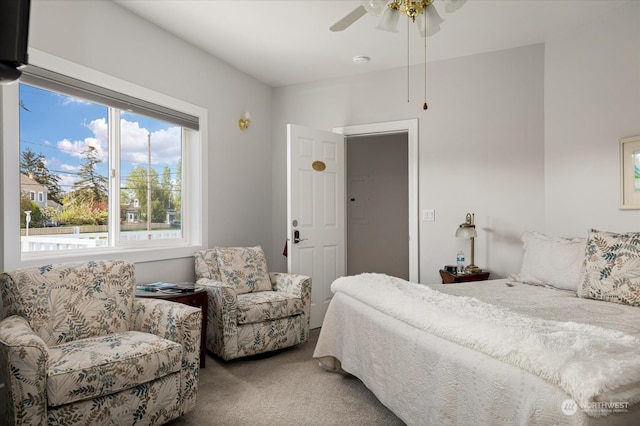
(47, 199, 61, 210)
(20, 174, 47, 194)
(20, 174, 53, 209)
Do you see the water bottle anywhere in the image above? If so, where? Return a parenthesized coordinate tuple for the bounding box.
(456, 251, 465, 274)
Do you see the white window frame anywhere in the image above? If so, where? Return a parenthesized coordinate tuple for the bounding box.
(1, 49, 208, 270)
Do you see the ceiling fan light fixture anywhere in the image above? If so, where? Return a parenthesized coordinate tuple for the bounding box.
(329, 0, 467, 110)
(419, 3, 443, 37)
(362, 0, 388, 16)
(442, 0, 467, 13)
(376, 3, 401, 32)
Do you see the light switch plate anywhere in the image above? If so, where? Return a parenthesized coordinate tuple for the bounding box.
(422, 209, 435, 222)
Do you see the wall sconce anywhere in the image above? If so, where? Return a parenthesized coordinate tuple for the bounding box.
(455, 212, 481, 273)
(238, 112, 251, 131)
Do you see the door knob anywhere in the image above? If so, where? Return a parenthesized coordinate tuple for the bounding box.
(293, 230, 307, 244)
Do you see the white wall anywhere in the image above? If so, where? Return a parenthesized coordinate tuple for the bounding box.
(7, 0, 275, 281)
(271, 44, 546, 283)
(544, 0, 640, 236)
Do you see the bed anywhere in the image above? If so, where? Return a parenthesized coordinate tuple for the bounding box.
(312, 229, 640, 425)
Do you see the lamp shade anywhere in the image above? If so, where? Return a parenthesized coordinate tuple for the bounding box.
(455, 226, 477, 239)
(376, 6, 400, 32)
(419, 3, 443, 37)
(443, 0, 467, 13)
(362, 0, 388, 16)
(456, 212, 480, 272)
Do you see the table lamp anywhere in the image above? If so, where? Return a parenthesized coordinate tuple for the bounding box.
(455, 213, 480, 273)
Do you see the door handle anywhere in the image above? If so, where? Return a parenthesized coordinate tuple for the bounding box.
(293, 230, 307, 244)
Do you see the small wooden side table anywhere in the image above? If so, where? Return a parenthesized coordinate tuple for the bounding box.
(439, 269, 490, 284)
(136, 286, 208, 368)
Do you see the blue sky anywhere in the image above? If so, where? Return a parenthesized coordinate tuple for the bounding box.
(19, 83, 182, 194)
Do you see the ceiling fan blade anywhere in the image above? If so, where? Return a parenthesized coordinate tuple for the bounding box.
(330, 5, 367, 32)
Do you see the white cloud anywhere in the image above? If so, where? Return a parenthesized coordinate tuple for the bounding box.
(148, 126, 182, 164)
(56, 118, 108, 162)
(119, 119, 150, 164)
(120, 119, 181, 165)
(57, 93, 92, 106)
(57, 174, 78, 193)
(52, 117, 180, 192)
(60, 163, 78, 171)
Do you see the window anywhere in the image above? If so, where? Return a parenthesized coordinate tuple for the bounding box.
(1, 49, 207, 269)
(19, 83, 186, 251)
(116, 111, 183, 243)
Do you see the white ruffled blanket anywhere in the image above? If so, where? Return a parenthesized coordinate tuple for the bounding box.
(331, 273, 640, 412)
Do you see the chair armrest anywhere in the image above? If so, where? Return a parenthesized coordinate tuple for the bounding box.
(132, 298, 202, 413)
(197, 279, 237, 313)
(132, 297, 202, 359)
(0, 316, 48, 426)
(198, 279, 239, 360)
(269, 273, 312, 344)
(269, 272, 312, 299)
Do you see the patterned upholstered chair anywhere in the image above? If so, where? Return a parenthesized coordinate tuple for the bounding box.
(0, 260, 201, 425)
(194, 246, 311, 361)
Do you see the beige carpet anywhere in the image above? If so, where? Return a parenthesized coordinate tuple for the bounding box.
(167, 328, 405, 426)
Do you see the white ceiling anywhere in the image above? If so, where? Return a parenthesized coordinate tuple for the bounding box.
(114, 0, 630, 88)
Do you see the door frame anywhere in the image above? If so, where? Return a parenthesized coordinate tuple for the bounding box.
(333, 119, 419, 282)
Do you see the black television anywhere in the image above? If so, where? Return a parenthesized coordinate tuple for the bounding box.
(0, 0, 31, 83)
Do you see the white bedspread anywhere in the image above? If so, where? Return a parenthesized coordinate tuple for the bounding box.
(313, 274, 640, 425)
(333, 273, 640, 409)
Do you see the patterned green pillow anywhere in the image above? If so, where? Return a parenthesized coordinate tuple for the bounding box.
(578, 229, 640, 306)
(194, 248, 221, 281)
(215, 246, 272, 294)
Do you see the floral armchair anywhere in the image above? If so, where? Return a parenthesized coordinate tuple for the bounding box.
(0, 260, 201, 426)
(194, 246, 311, 361)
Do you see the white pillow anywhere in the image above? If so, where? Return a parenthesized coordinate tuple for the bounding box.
(512, 231, 586, 292)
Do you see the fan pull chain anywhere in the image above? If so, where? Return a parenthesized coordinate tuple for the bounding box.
(423, 22, 428, 110)
(407, 17, 410, 103)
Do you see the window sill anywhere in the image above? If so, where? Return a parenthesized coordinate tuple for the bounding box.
(15, 244, 203, 269)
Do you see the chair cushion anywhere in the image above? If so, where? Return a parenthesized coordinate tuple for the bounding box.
(215, 246, 272, 294)
(47, 330, 182, 407)
(194, 248, 222, 282)
(236, 291, 304, 325)
(1, 260, 135, 347)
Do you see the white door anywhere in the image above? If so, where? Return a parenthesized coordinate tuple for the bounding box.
(287, 124, 345, 329)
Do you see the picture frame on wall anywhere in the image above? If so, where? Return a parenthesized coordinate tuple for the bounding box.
(620, 135, 640, 209)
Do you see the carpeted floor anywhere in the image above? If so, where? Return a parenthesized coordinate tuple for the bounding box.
(167, 328, 405, 426)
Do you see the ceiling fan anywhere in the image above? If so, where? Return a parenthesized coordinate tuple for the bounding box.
(330, 0, 466, 111)
(330, 0, 466, 36)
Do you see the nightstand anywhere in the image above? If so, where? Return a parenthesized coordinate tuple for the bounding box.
(439, 269, 490, 284)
